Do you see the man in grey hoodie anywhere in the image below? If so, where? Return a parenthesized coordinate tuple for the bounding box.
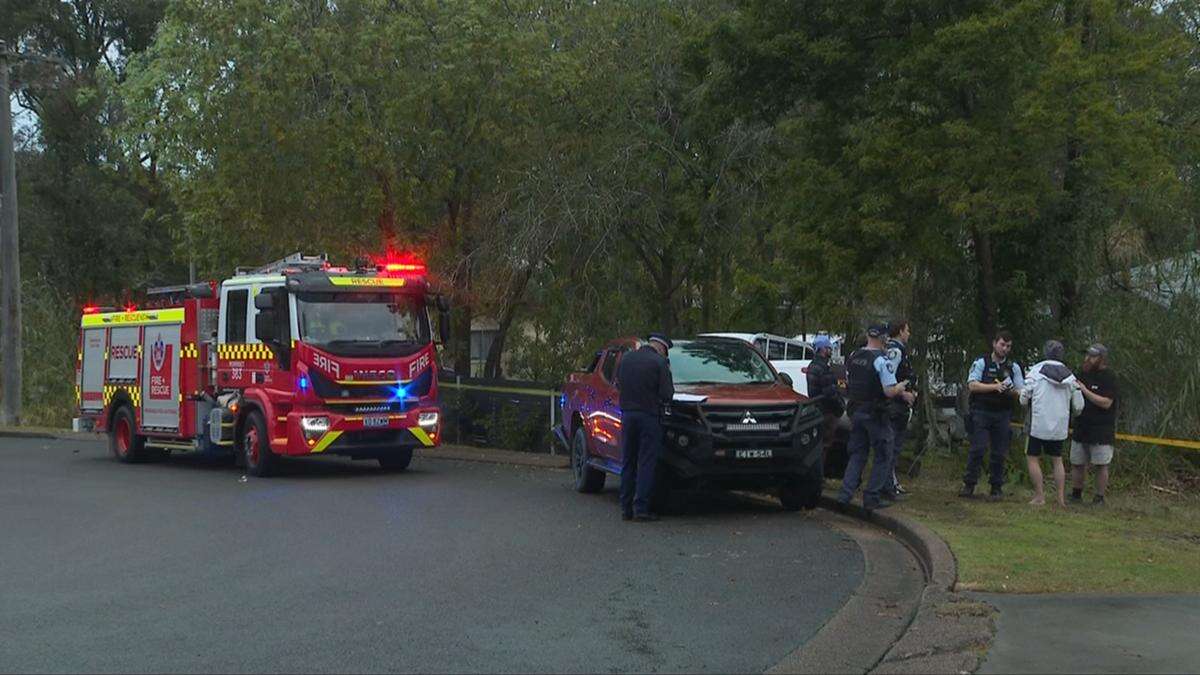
(1019, 340, 1084, 506)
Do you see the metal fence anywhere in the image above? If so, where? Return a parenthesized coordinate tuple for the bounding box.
(439, 372, 560, 454)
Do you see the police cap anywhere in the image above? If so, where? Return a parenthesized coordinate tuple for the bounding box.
(648, 333, 674, 350)
(866, 322, 889, 339)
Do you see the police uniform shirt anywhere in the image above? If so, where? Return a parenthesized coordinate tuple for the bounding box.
(847, 346, 898, 411)
(851, 350, 898, 391)
(967, 356, 1025, 389)
(884, 340, 907, 381)
(876, 353, 899, 389)
(885, 339, 913, 410)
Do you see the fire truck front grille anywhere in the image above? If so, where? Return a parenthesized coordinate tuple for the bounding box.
(310, 368, 433, 402)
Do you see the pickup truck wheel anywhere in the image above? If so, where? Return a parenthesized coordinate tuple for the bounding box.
(378, 448, 414, 472)
(780, 476, 822, 511)
(572, 427, 605, 493)
(109, 405, 146, 463)
(241, 411, 277, 478)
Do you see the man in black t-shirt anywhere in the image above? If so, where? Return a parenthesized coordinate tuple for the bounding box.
(1070, 344, 1118, 505)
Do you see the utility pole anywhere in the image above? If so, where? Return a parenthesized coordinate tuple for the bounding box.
(0, 49, 22, 426)
(0, 45, 65, 426)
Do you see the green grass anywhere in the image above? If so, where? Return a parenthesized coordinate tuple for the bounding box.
(893, 453, 1200, 594)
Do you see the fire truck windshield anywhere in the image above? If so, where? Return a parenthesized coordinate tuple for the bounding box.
(296, 292, 430, 356)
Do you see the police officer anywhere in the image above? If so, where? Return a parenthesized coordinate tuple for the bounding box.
(837, 323, 909, 513)
(961, 329, 1024, 500)
(884, 319, 918, 499)
(806, 335, 843, 467)
(616, 333, 674, 522)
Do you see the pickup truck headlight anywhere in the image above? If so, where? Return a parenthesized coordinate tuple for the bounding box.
(301, 416, 330, 443)
(417, 411, 439, 428)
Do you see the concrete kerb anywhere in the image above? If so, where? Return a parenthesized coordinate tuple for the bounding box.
(822, 494, 997, 675)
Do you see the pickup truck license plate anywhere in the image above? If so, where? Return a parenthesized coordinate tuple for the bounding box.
(735, 449, 773, 459)
(363, 415, 390, 428)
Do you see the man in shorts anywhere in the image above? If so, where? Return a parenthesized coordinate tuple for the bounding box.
(1071, 344, 1118, 506)
(1019, 340, 1083, 507)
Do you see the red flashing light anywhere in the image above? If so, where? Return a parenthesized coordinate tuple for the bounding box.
(123, 303, 138, 313)
(378, 251, 427, 277)
(384, 262, 426, 274)
(82, 305, 100, 315)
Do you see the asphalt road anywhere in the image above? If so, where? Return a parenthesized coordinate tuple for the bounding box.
(0, 437, 864, 674)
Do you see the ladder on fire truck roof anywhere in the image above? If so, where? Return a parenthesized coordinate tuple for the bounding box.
(235, 252, 329, 276)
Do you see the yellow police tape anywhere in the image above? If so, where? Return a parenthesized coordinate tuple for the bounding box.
(1009, 422, 1200, 452)
(440, 381, 559, 397)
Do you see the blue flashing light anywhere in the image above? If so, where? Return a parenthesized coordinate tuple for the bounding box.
(559, 393, 567, 408)
(298, 376, 309, 391)
(391, 384, 408, 400)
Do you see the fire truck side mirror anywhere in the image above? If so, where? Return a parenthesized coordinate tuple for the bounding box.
(253, 293, 274, 311)
(438, 310, 451, 346)
(253, 291, 280, 344)
(435, 295, 450, 313)
(255, 309, 278, 343)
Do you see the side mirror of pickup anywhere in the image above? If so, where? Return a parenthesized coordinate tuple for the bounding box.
(777, 372, 794, 388)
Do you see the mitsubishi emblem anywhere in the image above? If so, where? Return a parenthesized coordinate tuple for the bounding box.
(741, 411, 758, 425)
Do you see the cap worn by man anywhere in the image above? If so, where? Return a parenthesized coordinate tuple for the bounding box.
(1044, 340, 1065, 362)
(866, 323, 889, 339)
(813, 335, 832, 351)
(1086, 343, 1108, 358)
(648, 333, 674, 350)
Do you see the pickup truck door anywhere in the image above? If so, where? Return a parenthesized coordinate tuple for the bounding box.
(589, 347, 626, 462)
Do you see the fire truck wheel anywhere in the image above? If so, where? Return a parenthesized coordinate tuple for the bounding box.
(779, 476, 822, 511)
(241, 411, 276, 477)
(572, 427, 606, 493)
(378, 448, 414, 472)
(109, 406, 146, 463)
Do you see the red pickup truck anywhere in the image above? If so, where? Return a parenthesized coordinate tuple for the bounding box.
(554, 336, 825, 510)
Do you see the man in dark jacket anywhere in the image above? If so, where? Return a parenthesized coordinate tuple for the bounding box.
(616, 334, 674, 521)
(806, 335, 843, 466)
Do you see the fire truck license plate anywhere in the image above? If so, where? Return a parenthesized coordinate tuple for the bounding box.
(735, 449, 773, 459)
(363, 415, 390, 428)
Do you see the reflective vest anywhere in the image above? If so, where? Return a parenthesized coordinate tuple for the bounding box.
(971, 354, 1019, 411)
(846, 348, 885, 408)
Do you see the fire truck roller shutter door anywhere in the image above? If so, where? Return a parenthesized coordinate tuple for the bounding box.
(141, 324, 183, 429)
(107, 327, 140, 380)
(80, 328, 107, 410)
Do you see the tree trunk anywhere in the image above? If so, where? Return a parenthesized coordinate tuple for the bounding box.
(0, 58, 23, 425)
(376, 171, 396, 244)
(656, 249, 676, 334)
(484, 267, 534, 379)
(447, 197, 474, 376)
(971, 227, 999, 341)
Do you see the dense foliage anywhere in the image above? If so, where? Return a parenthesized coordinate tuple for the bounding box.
(5, 1, 1200, 459)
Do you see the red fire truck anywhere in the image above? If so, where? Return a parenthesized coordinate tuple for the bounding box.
(73, 252, 449, 477)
